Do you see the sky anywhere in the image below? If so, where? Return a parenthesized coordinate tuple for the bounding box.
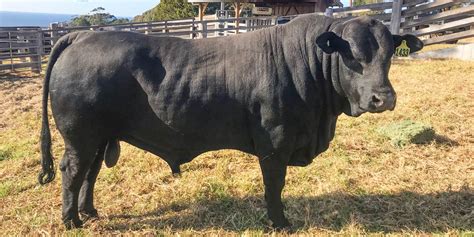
(0, 0, 351, 17)
(0, 0, 160, 17)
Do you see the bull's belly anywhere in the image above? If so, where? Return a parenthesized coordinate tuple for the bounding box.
(120, 96, 255, 164)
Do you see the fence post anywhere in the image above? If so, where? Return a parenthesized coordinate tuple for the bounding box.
(190, 19, 195, 39)
(199, 22, 207, 38)
(202, 22, 207, 38)
(271, 17, 277, 26)
(324, 8, 334, 17)
(390, 0, 403, 34)
(215, 21, 220, 37)
(8, 32, 14, 72)
(18, 32, 28, 63)
(146, 22, 152, 34)
(224, 21, 228, 36)
(162, 21, 169, 35)
(32, 31, 43, 73)
(49, 23, 58, 46)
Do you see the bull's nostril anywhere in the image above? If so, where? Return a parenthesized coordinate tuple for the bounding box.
(371, 95, 384, 107)
(372, 95, 380, 103)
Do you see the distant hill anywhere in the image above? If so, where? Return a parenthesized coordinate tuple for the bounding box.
(0, 11, 133, 28)
(0, 11, 75, 27)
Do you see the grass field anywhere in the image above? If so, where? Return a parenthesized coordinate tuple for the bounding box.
(0, 59, 473, 235)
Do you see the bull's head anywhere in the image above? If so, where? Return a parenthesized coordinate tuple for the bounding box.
(315, 16, 423, 117)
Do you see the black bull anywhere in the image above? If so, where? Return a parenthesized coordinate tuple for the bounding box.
(38, 14, 423, 229)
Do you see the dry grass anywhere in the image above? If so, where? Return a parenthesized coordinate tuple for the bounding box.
(0, 59, 473, 235)
(420, 37, 474, 53)
(420, 43, 458, 52)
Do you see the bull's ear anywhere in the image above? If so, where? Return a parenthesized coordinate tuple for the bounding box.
(316, 32, 343, 54)
(393, 34, 424, 53)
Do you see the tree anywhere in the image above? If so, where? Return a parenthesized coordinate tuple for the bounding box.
(70, 16, 91, 26)
(134, 0, 196, 22)
(352, 0, 384, 15)
(69, 7, 129, 26)
(205, 3, 221, 14)
(353, 0, 383, 6)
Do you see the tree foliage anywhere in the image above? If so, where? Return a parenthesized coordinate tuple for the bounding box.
(134, 0, 196, 22)
(205, 3, 221, 14)
(70, 7, 130, 26)
(352, 0, 384, 15)
(353, 0, 383, 6)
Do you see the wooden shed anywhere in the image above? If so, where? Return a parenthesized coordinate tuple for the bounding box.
(188, 0, 343, 21)
(252, 0, 343, 15)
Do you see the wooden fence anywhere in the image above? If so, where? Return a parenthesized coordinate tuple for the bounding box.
(331, 0, 474, 45)
(2, 0, 474, 73)
(0, 27, 44, 73)
(0, 16, 277, 73)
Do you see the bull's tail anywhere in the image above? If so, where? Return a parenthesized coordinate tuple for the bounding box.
(38, 32, 81, 185)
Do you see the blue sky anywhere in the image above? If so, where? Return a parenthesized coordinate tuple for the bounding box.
(0, 0, 351, 17)
(0, 0, 160, 17)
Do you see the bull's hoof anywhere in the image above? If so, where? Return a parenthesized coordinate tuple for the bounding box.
(63, 218, 83, 229)
(271, 218, 292, 231)
(79, 208, 99, 221)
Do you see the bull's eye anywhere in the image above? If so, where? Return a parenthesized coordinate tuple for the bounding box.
(339, 46, 364, 75)
(343, 58, 363, 75)
(354, 55, 366, 62)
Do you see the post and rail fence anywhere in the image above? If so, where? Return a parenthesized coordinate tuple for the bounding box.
(1, 0, 473, 73)
(0, 16, 278, 73)
(330, 0, 474, 45)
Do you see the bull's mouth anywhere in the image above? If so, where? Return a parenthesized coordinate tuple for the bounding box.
(356, 104, 395, 116)
(349, 104, 392, 117)
(344, 104, 366, 117)
(353, 106, 367, 117)
(346, 101, 395, 117)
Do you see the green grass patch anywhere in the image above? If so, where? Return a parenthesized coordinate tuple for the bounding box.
(198, 179, 231, 200)
(0, 180, 35, 198)
(0, 146, 14, 161)
(377, 120, 435, 147)
(0, 181, 15, 198)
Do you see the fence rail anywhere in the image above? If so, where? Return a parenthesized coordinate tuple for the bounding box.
(332, 0, 474, 46)
(0, 16, 277, 73)
(0, 28, 43, 73)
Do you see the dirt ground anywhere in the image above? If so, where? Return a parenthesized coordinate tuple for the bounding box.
(0, 59, 473, 235)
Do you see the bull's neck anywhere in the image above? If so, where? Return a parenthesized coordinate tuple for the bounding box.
(323, 48, 347, 116)
(320, 21, 347, 116)
(278, 17, 346, 116)
(325, 22, 351, 116)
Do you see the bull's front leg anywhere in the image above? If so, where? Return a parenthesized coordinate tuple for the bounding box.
(259, 157, 290, 229)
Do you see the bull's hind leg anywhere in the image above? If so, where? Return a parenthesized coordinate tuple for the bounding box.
(78, 142, 106, 219)
(60, 141, 99, 229)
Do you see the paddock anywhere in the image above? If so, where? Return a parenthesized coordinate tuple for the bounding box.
(1, 0, 473, 234)
(0, 56, 472, 234)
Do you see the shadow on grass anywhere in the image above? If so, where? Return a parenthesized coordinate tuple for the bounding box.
(105, 187, 473, 233)
(0, 71, 39, 81)
(433, 134, 459, 146)
(0, 71, 41, 92)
